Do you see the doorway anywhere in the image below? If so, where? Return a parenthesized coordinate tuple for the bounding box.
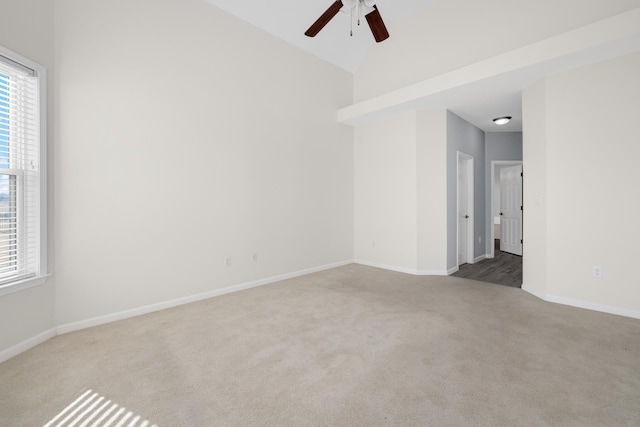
(500, 164, 523, 256)
(489, 161, 523, 258)
(451, 160, 524, 288)
(457, 152, 474, 266)
(453, 160, 523, 288)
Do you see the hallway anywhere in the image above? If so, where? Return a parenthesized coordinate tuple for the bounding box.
(452, 241, 522, 288)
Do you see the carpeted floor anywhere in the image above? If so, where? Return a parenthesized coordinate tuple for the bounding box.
(1, 264, 639, 426)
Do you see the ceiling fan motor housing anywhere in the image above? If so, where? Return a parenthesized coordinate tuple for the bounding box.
(305, 0, 389, 43)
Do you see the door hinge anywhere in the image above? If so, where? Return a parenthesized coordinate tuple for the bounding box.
(521, 239, 523, 244)
(521, 172, 523, 177)
(520, 206, 523, 211)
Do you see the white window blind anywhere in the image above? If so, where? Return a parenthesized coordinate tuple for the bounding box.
(0, 53, 42, 286)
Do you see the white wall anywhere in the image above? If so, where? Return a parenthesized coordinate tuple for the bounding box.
(523, 52, 640, 316)
(53, 0, 354, 326)
(354, 112, 418, 272)
(0, 0, 56, 353)
(355, 0, 640, 102)
(354, 109, 452, 275)
(3, 0, 640, 361)
(522, 80, 548, 299)
(416, 110, 448, 274)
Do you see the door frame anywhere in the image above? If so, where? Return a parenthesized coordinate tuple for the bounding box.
(489, 160, 523, 258)
(457, 152, 474, 266)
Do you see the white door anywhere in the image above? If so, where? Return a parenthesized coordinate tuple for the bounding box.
(500, 165, 523, 256)
(457, 154, 473, 266)
(458, 158, 468, 264)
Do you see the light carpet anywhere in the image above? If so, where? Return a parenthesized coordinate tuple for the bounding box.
(1, 264, 639, 426)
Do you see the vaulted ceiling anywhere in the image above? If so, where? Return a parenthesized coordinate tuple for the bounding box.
(204, 1, 640, 132)
(204, 0, 435, 73)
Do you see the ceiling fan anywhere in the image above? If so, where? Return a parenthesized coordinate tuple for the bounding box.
(305, 0, 390, 43)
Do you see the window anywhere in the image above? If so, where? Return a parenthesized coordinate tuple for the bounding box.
(0, 46, 47, 293)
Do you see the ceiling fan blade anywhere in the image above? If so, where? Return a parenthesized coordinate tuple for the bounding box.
(305, 1, 344, 37)
(365, 5, 389, 43)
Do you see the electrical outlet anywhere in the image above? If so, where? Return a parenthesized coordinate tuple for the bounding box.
(225, 257, 231, 267)
(592, 266, 603, 278)
(478, 236, 482, 244)
(252, 253, 258, 262)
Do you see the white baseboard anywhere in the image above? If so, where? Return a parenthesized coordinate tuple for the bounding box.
(546, 294, 640, 320)
(0, 328, 57, 364)
(447, 266, 459, 275)
(473, 255, 487, 263)
(522, 285, 640, 320)
(521, 283, 546, 300)
(355, 260, 450, 276)
(3, 261, 354, 361)
(57, 259, 354, 335)
(6, 262, 639, 365)
(416, 269, 451, 276)
(354, 259, 418, 275)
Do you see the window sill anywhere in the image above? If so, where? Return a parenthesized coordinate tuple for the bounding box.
(0, 274, 52, 297)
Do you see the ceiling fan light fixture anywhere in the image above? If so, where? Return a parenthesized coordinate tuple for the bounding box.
(340, 1, 374, 16)
(493, 116, 512, 125)
(306, 0, 389, 42)
(342, 0, 357, 9)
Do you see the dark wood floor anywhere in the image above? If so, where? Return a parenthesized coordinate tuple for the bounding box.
(452, 240, 522, 288)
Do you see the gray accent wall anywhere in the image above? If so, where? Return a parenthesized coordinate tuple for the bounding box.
(484, 132, 523, 253)
(447, 111, 485, 270)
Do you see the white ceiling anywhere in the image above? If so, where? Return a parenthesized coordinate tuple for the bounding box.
(204, 1, 640, 132)
(204, 0, 435, 74)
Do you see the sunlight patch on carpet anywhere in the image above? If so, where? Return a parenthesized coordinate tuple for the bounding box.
(44, 389, 158, 427)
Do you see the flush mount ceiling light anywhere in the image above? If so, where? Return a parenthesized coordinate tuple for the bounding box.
(493, 116, 512, 125)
